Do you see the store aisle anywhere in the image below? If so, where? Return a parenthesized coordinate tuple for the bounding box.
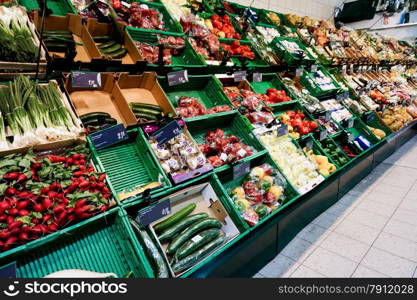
(254, 135, 417, 278)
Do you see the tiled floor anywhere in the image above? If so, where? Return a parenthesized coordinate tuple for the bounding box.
(255, 135, 417, 278)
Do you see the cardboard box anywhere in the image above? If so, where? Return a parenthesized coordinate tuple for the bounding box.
(117, 72, 176, 117)
(0, 80, 83, 157)
(148, 183, 240, 277)
(86, 19, 143, 64)
(0, 6, 47, 73)
(64, 73, 137, 127)
(33, 13, 101, 63)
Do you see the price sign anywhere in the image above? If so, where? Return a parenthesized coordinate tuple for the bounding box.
(167, 70, 189, 86)
(71, 71, 101, 88)
(336, 94, 343, 102)
(306, 139, 314, 151)
(366, 113, 375, 123)
(152, 120, 182, 145)
(357, 88, 363, 95)
(343, 91, 349, 99)
(233, 161, 250, 179)
(136, 199, 171, 227)
(234, 71, 247, 82)
(350, 64, 354, 72)
(342, 65, 347, 75)
(296, 68, 303, 77)
(0, 262, 16, 278)
(319, 129, 327, 141)
(347, 132, 354, 143)
(311, 64, 318, 72)
(325, 111, 332, 122)
(89, 123, 128, 150)
(277, 124, 288, 137)
(347, 118, 354, 128)
(252, 72, 262, 82)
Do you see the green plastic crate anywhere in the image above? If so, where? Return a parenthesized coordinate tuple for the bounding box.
(270, 36, 316, 66)
(248, 72, 297, 101)
(219, 38, 269, 67)
(18, 0, 76, 15)
(88, 129, 171, 204)
(9, 209, 153, 278)
(299, 65, 342, 98)
(126, 28, 206, 68)
(343, 117, 381, 146)
(158, 75, 235, 121)
(318, 136, 351, 167)
(117, 1, 183, 35)
(213, 153, 299, 232)
(185, 112, 267, 172)
(361, 111, 393, 140)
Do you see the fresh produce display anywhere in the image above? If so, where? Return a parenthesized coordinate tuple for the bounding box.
(112, 2, 166, 31)
(43, 30, 75, 54)
(0, 75, 81, 151)
(198, 129, 254, 167)
(264, 88, 292, 104)
(304, 69, 337, 92)
(368, 126, 386, 140)
(316, 115, 340, 135)
(320, 140, 349, 166)
(320, 99, 353, 123)
(229, 164, 286, 226)
(221, 40, 255, 60)
(152, 202, 227, 274)
(279, 110, 319, 139)
(204, 14, 241, 40)
(0, 6, 39, 63)
(379, 106, 413, 132)
(71, 0, 112, 20)
(175, 96, 232, 118)
(129, 102, 164, 122)
(0, 145, 113, 252)
(93, 35, 127, 59)
(149, 132, 212, 183)
(303, 147, 336, 177)
(135, 36, 185, 64)
(255, 26, 280, 44)
(257, 133, 323, 192)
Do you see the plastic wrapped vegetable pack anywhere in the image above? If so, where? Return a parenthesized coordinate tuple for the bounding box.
(229, 164, 286, 226)
(257, 132, 323, 192)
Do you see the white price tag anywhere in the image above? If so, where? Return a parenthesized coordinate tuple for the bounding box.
(191, 235, 203, 243)
(220, 153, 228, 161)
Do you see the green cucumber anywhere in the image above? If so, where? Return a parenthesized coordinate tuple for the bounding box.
(167, 218, 222, 255)
(174, 228, 221, 260)
(93, 35, 111, 43)
(80, 112, 111, 122)
(154, 203, 196, 234)
(171, 234, 227, 273)
(129, 219, 170, 278)
(135, 113, 158, 121)
(108, 48, 128, 59)
(158, 213, 209, 243)
(44, 30, 72, 35)
(129, 102, 163, 112)
(131, 107, 161, 116)
(98, 40, 117, 50)
(101, 43, 122, 54)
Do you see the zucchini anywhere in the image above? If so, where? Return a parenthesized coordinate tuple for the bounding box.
(167, 218, 222, 255)
(83, 117, 117, 127)
(154, 203, 196, 234)
(101, 43, 122, 54)
(108, 48, 128, 59)
(131, 107, 161, 116)
(93, 35, 111, 43)
(135, 113, 158, 121)
(171, 234, 227, 273)
(98, 40, 117, 50)
(129, 219, 170, 278)
(104, 117, 117, 125)
(174, 228, 221, 260)
(158, 213, 209, 243)
(80, 112, 111, 122)
(129, 102, 163, 112)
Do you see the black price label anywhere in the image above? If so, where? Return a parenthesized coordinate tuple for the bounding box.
(319, 130, 327, 141)
(152, 120, 182, 145)
(0, 262, 16, 278)
(366, 113, 375, 123)
(89, 123, 128, 150)
(233, 161, 250, 179)
(277, 124, 288, 137)
(167, 70, 189, 86)
(234, 71, 247, 82)
(71, 71, 101, 89)
(311, 64, 318, 72)
(296, 68, 303, 77)
(347, 118, 354, 129)
(325, 111, 332, 122)
(136, 199, 171, 227)
(252, 72, 262, 82)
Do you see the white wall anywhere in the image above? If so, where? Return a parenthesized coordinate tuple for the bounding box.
(233, 0, 344, 20)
